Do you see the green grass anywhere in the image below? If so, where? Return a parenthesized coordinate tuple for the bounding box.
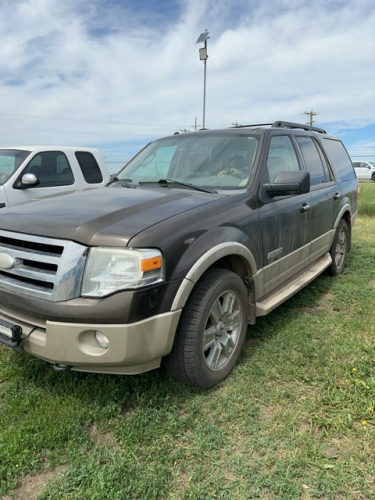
(1, 215, 375, 499)
(358, 181, 375, 215)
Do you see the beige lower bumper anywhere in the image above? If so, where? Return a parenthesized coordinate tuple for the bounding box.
(1, 310, 182, 375)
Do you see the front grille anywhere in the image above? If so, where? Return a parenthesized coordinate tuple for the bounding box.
(0, 230, 88, 301)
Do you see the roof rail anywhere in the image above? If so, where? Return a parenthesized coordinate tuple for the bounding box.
(229, 123, 273, 128)
(272, 121, 326, 134)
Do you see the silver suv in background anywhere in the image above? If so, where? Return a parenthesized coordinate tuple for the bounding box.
(352, 161, 375, 182)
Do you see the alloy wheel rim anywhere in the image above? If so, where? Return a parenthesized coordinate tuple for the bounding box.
(335, 228, 346, 269)
(202, 290, 242, 371)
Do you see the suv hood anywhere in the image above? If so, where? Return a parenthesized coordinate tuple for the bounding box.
(1, 186, 226, 246)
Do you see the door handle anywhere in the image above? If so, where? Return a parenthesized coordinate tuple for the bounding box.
(333, 192, 340, 200)
(300, 202, 310, 213)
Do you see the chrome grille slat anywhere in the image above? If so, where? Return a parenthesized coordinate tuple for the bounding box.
(2, 267, 56, 281)
(0, 274, 53, 299)
(0, 229, 88, 301)
(0, 245, 61, 258)
(3, 248, 62, 262)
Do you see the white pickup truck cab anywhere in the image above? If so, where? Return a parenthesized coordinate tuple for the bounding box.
(0, 146, 111, 208)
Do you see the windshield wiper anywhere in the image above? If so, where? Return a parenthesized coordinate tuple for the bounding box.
(106, 177, 134, 188)
(139, 178, 216, 194)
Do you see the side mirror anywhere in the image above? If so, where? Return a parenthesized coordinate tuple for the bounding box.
(264, 171, 310, 197)
(14, 173, 40, 190)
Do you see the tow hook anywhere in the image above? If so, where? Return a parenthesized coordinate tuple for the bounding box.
(53, 364, 73, 371)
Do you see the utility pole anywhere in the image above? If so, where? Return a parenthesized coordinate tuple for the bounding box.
(304, 109, 318, 126)
(191, 116, 200, 131)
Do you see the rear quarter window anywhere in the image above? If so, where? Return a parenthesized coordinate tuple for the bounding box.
(322, 138, 356, 182)
(75, 152, 103, 184)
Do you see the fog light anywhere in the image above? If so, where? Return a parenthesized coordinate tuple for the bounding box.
(95, 331, 109, 349)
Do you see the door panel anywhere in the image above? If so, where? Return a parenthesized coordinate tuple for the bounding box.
(257, 135, 312, 297)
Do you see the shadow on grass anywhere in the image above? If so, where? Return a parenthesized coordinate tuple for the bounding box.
(4, 251, 354, 414)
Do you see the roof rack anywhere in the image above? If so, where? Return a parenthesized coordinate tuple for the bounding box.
(230, 123, 273, 128)
(272, 121, 326, 134)
(229, 121, 326, 134)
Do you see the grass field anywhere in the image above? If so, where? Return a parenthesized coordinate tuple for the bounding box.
(1, 215, 375, 500)
(359, 181, 375, 216)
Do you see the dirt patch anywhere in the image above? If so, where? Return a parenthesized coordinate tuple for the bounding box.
(324, 437, 352, 459)
(88, 424, 119, 448)
(259, 404, 280, 424)
(1, 467, 64, 500)
(370, 280, 375, 288)
(121, 404, 133, 416)
(292, 293, 336, 315)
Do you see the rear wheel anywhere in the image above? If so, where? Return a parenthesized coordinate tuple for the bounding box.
(328, 219, 349, 275)
(371, 172, 375, 182)
(163, 268, 248, 389)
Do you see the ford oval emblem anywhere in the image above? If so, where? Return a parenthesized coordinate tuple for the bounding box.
(0, 252, 16, 269)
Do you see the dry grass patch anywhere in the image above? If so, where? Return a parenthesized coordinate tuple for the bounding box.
(1, 467, 65, 500)
(87, 424, 119, 448)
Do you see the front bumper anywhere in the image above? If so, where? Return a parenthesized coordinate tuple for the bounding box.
(0, 308, 181, 374)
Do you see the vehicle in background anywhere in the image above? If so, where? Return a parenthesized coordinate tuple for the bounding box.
(0, 146, 111, 208)
(352, 161, 375, 182)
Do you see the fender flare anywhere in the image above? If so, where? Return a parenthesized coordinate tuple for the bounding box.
(334, 202, 352, 229)
(171, 241, 257, 311)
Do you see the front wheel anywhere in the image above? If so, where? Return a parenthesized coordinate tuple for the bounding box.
(328, 219, 349, 275)
(371, 172, 375, 183)
(163, 268, 248, 389)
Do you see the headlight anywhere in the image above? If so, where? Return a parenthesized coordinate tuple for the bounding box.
(82, 248, 163, 298)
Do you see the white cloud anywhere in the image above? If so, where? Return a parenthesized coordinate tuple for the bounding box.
(0, 0, 374, 164)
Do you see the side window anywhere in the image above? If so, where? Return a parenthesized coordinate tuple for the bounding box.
(315, 140, 334, 181)
(24, 152, 74, 187)
(322, 138, 356, 182)
(296, 136, 331, 186)
(266, 135, 300, 182)
(75, 152, 103, 184)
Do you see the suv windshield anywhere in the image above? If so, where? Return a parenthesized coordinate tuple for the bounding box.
(0, 149, 30, 186)
(117, 133, 260, 189)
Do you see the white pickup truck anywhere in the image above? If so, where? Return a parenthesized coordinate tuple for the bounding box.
(0, 146, 112, 208)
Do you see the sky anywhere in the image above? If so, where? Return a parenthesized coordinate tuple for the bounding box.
(0, 0, 375, 173)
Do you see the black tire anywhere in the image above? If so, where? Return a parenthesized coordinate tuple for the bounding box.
(163, 268, 248, 389)
(328, 219, 349, 276)
(371, 172, 375, 183)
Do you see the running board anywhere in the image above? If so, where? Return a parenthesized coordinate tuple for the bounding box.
(256, 253, 332, 317)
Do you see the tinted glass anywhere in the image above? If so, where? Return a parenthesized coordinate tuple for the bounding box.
(75, 152, 103, 184)
(24, 152, 74, 187)
(266, 135, 300, 182)
(322, 138, 356, 182)
(296, 136, 326, 185)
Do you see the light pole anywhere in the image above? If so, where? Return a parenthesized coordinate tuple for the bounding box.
(196, 30, 210, 129)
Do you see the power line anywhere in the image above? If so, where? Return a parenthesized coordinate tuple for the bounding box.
(0, 125, 154, 136)
(0, 110, 144, 126)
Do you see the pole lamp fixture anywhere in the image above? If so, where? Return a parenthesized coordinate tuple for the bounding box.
(196, 30, 210, 129)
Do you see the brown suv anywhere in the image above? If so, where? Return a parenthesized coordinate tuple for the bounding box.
(0, 121, 359, 388)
